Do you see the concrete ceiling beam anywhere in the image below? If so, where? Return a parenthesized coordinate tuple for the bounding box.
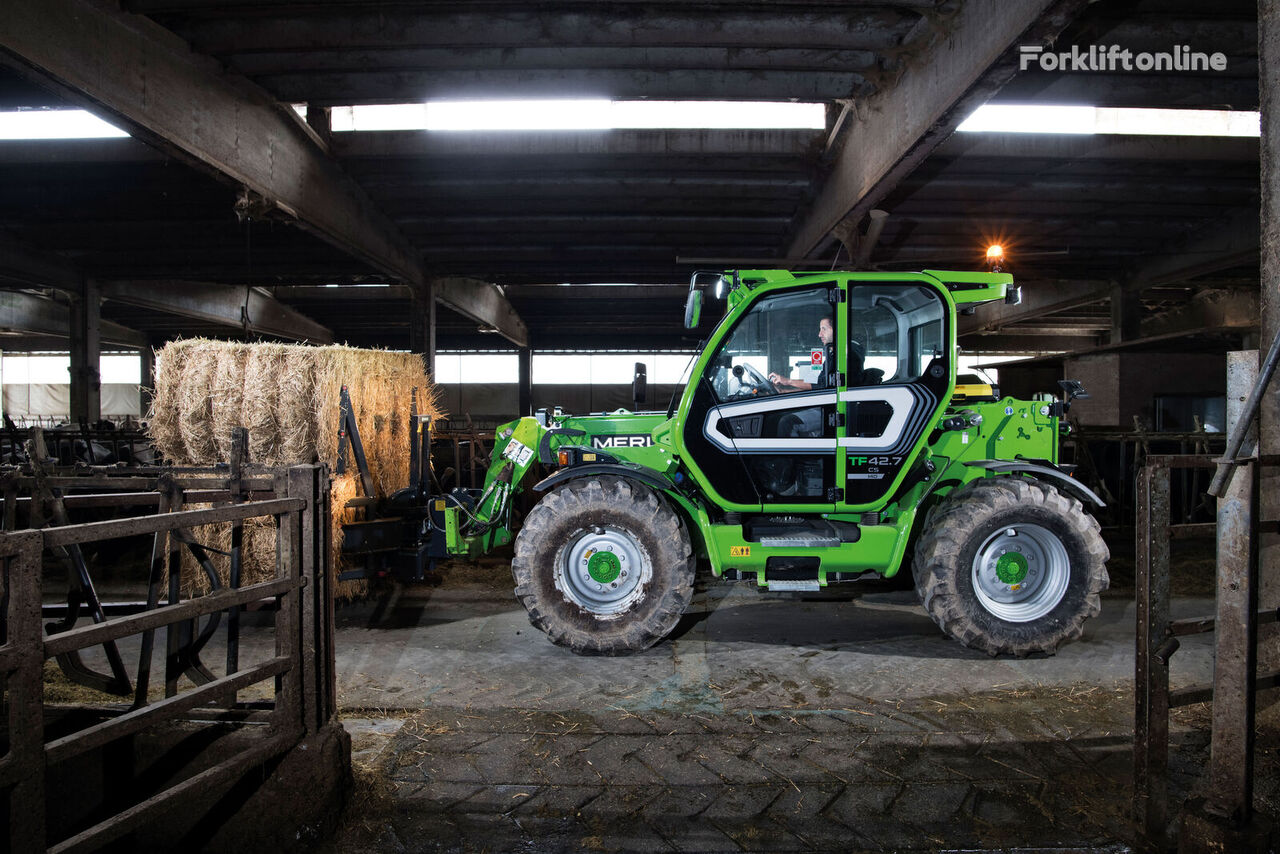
(333, 129, 823, 160)
(232, 46, 881, 78)
(0, 290, 146, 349)
(431, 278, 529, 346)
(253, 68, 873, 104)
(1138, 290, 1260, 341)
(785, 0, 1090, 260)
(959, 280, 1112, 337)
(960, 209, 1262, 337)
(961, 333, 1100, 354)
(0, 0, 529, 346)
(934, 134, 1260, 163)
(1127, 208, 1260, 288)
(170, 8, 918, 55)
(100, 280, 333, 344)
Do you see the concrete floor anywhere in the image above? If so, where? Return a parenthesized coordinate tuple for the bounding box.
(48, 559, 1261, 852)
(333, 571, 1215, 713)
(321, 565, 1234, 853)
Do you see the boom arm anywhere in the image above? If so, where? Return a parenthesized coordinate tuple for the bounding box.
(441, 416, 548, 556)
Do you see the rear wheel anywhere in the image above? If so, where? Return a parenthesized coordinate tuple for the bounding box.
(912, 477, 1109, 656)
(512, 476, 694, 655)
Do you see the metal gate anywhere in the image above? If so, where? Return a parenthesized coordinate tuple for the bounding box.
(0, 449, 336, 853)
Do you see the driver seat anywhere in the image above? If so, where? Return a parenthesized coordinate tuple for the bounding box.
(780, 408, 823, 438)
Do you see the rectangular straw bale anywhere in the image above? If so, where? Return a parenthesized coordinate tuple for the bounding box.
(177, 340, 220, 463)
(180, 474, 366, 600)
(242, 342, 290, 465)
(179, 516, 277, 597)
(150, 339, 443, 601)
(211, 344, 249, 462)
(148, 341, 185, 464)
(277, 348, 318, 464)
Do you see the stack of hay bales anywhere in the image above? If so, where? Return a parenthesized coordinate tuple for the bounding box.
(149, 339, 444, 598)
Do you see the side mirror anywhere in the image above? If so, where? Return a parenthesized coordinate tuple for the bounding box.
(1005, 285, 1023, 306)
(690, 269, 733, 300)
(632, 362, 647, 410)
(683, 289, 703, 329)
(1055, 379, 1089, 415)
(1058, 379, 1089, 402)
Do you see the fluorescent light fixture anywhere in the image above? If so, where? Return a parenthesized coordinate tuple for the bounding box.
(958, 105, 1096, 134)
(0, 109, 129, 140)
(330, 100, 826, 132)
(958, 104, 1261, 137)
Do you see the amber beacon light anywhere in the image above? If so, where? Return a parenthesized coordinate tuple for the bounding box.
(985, 244, 1005, 272)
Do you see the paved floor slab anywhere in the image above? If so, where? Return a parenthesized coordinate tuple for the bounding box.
(313, 569, 1278, 852)
(332, 579, 1215, 714)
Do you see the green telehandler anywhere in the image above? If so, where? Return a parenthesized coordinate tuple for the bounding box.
(422, 269, 1109, 657)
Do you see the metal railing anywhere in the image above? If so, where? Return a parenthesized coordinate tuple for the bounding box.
(0, 452, 333, 853)
(0, 421, 153, 466)
(1134, 454, 1280, 849)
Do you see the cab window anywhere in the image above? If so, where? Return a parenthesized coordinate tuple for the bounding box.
(704, 286, 831, 403)
(848, 285, 946, 385)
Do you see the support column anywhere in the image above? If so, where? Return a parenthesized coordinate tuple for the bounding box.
(1180, 353, 1270, 846)
(305, 105, 332, 146)
(68, 278, 101, 425)
(1110, 281, 1141, 346)
(518, 347, 532, 417)
(1259, 0, 1280, 685)
(410, 283, 436, 378)
(139, 346, 155, 420)
(1211, 353, 1259, 814)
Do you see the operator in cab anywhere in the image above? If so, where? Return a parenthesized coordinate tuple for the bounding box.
(769, 316, 835, 391)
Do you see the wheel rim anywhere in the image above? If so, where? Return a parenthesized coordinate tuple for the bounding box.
(554, 525, 652, 617)
(970, 523, 1071, 623)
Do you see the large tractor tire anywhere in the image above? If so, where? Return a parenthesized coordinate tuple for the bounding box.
(912, 477, 1109, 657)
(512, 475, 695, 655)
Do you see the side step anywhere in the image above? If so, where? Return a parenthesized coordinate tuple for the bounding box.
(758, 534, 841, 548)
(767, 579, 821, 592)
(744, 517, 859, 546)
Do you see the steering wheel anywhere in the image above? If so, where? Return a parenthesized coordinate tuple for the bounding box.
(730, 363, 778, 397)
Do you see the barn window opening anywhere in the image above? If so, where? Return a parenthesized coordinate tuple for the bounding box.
(328, 100, 826, 132)
(958, 105, 1260, 137)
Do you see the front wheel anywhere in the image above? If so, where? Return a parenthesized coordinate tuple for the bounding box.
(512, 476, 694, 655)
(912, 477, 1110, 656)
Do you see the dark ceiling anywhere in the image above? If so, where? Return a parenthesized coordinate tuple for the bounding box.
(0, 0, 1262, 355)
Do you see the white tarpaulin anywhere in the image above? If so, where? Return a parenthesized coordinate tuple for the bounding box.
(3, 383, 142, 422)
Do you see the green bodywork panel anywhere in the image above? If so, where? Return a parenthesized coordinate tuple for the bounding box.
(445, 269, 1065, 589)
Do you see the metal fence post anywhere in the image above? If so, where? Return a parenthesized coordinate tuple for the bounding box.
(272, 471, 305, 743)
(289, 465, 332, 735)
(1134, 461, 1171, 847)
(6, 530, 46, 854)
(1207, 351, 1261, 822)
(1204, 458, 1260, 821)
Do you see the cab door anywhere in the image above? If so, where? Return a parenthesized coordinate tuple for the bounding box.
(680, 283, 840, 511)
(838, 281, 951, 509)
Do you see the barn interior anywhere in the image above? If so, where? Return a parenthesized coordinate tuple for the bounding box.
(0, 1, 1276, 852)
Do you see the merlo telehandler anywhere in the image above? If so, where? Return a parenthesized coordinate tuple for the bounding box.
(417, 269, 1109, 657)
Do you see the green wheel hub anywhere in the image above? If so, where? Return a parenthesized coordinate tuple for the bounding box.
(587, 550, 622, 584)
(995, 551, 1029, 585)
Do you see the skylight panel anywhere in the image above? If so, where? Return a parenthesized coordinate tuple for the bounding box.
(0, 109, 129, 139)
(958, 105, 1261, 137)
(330, 100, 826, 132)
